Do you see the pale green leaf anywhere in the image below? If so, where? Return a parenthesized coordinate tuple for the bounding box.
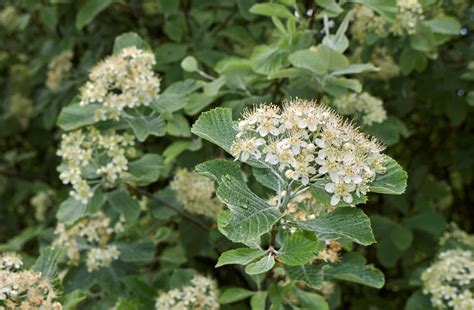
(195, 159, 243, 183)
(424, 16, 461, 35)
(277, 232, 321, 266)
(216, 248, 265, 267)
(284, 264, 325, 288)
(245, 254, 275, 275)
(251, 291, 268, 310)
(191, 107, 236, 153)
(298, 208, 375, 246)
(181, 56, 199, 72)
(216, 175, 282, 244)
(126, 115, 165, 142)
(56, 198, 87, 225)
(113, 32, 149, 53)
(252, 167, 281, 192)
(250, 45, 288, 75)
(324, 252, 385, 288)
(62, 290, 87, 310)
(127, 154, 165, 186)
(331, 63, 379, 76)
(219, 288, 255, 304)
(249, 3, 295, 20)
(57, 103, 100, 131)
(33, 246, 62, 278)
(370, 155, 408, 194)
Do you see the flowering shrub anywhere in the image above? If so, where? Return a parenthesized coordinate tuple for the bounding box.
(0, 0, 472, 309)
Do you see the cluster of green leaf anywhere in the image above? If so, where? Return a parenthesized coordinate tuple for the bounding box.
(0, 0, 472, 309)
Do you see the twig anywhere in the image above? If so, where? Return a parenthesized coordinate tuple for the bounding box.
(132, 187, 211, 230)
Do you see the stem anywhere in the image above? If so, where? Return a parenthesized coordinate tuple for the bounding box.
(132, 187, 210, 230)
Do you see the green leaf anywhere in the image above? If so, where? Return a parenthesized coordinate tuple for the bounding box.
(62, 290, 87, 310)
(331, 63, 379, 76)
(126, 115, 165, 142)
(390, 224, 413, 251)
(76, 0, 114, 30)
(251, 291, 268, 310)
(277, 232, 321, 266)
(295, 290, 329, 310)
(166, 114, 191, 137)
(370, 155, 408, 195)
(181, 56, 199, 72)
(203, 76, 226, 97)
(151, 80, 203, 113)
(216, 248, 265, 267)
(424, 16, 461, 35)
(399, 49, 427, 75)
(288, 49, 326, 75)
(57, 103, 99, 131)
(323, 76, 362, 94)
(34, 246, 62, 279)
(252, 167, 281, 192)
(216, 175, 282, 244)
(191, 107, 237, 153)
(106, 189, 140, 222)
(405, 290, 435, 310)
(184, 93, 215, 116)
(249, 3, 295, 20)
(324, 252, 385, 288)
(245, 254, 275, 275)
(284, 264, 325, 288)
(316, 0, 343, 14)
(349, 0, 397, 21)
(298, 208, 375, 246)
(195, 159, 244, 183)
(113, 32, 149, 53)
(57, 198, 87, 225)
(219, 288, 255, 304)
(127, 154, 165, 186)
(116, 239, 155, 263)
(403, 209, 446, 235)
(250, 45, 288, 75)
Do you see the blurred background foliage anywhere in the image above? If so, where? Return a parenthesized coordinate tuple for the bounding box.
(0, 0, 473, 309)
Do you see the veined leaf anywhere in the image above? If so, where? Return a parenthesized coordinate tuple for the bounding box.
(370, 155, 408, 194)
(127, 154, 165, 186)
(284, 264, 325, 288)
(107, 189, 140, 222)
(277, 232, 321, 266)
(252, 167, 281, 192)
(331, 63, 379, 76)
(245, 254, 275, 275)
(216, 248, 265, 267)
(113, 32, 150, 53)
(191, 107, 236, 153)
(298, 207, 375, 246)
(249, 3, 295, 20)
(195, 159, 244, 183)
(126, 115, 165, 142)
(216, 175, 282, 244)
(323, 252, 385, 288)
(57, 103, 100, 131)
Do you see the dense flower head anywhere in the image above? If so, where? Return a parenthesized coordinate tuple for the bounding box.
(79, 46, 160, 121)
(421, 249, 474, 310)
(8, 93, 33, 129)
(390, 0, 424, 35)
(231, 99, 386, 206)
(46, 50, 73, 92)
(333, 92, 387, 126)
(0, 252, 62, 309)
(155, 274, 219, 310)
(315, 240, 342, 263)
(369, 47, 400, 80)
(350, 5, 386, 42)
(439, 223, 474, 250)
(53, 212, 124, 272)
(57, 127, 135, 204)
(170, 169, 222, 219)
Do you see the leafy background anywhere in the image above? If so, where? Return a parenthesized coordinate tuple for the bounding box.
(0, 0, 472, 309)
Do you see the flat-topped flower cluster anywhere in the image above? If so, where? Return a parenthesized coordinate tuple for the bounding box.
(0, 252, 62, 309)
(155, 274, 219, 310)
(390, 0, 424, 35)
(79, 46, 160, 121)
(46, 49, 73, 93)
(333, 92, 387, 126)
(231, 99, 386, 206)
(421, 249, 474, 310)
(57, 127, 135, 204)
(170, 169, 222, 219)
(53, 212, 124, 272)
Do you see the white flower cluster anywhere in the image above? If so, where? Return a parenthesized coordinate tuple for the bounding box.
(8, 93, 33, 129)
(170, 169, 223, 219)
(46, 50, 73, 92)
(231, 99, 386, 206)
(421, 249, 474, 310)
(53, 212, 124, 272)
(369, 47, 400, 80)
(0, 252, 62, 310)
(390, 0, 424, 35)
(350, 5, 386, 42)
(57, 127, 135, 204)
(155, 274, 220, 310)
(333, 92, 387, 126)
(439, 223, 474, 249)
(30, 189, 55, 222)
(79, 46, 160, 121)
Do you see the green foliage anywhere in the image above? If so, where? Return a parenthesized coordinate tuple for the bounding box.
(0, 0, 471, 308)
